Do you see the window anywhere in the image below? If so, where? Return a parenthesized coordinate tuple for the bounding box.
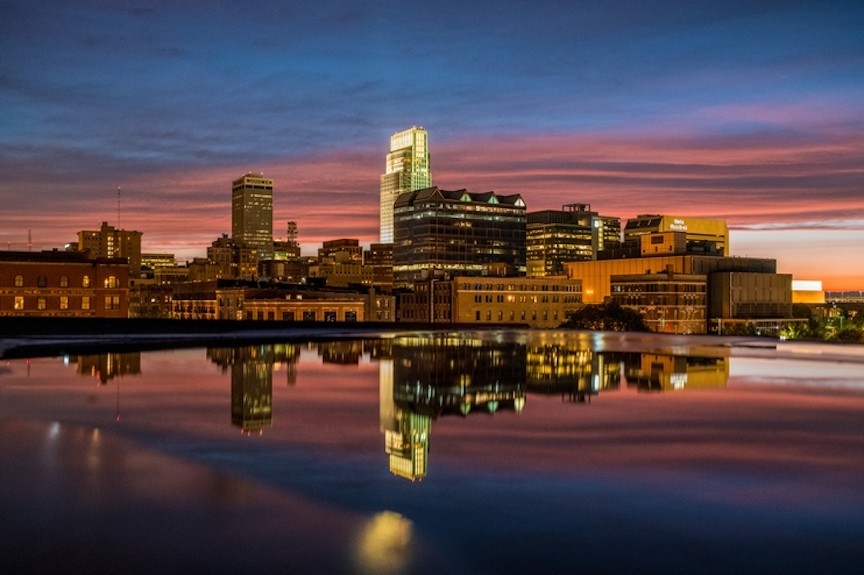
(324, 311, 337, 322)
(37, 297, 47, 310)
(282, 311, 295, 321)
(60, 276, 69, 288)
(104, 276, 119, 288)
(302, 311, 315, 321)
(104, 296, 120, 310)
(82, 275, 91, 288)
(60, 297, 69, 310)
(14, 275, 23, 287)
(37, 275, 48, 288)
(345, 310, 357, 322)
(81, 296, 91, 310)
(14, 296, 24, 310)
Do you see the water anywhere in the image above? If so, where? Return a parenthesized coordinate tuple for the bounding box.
(1, 330, 863, 574)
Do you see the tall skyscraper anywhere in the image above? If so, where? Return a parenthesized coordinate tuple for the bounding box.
(232, 173, 274, 261)
(379, 127, 431, 242)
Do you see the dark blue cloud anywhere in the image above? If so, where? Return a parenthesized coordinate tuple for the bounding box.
(1, 0, 863, 282)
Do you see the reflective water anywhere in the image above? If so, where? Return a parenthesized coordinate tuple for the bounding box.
(2, 330, 863, 574)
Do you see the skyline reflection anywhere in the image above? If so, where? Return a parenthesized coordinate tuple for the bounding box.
(3, 332, 862, 573)
(52, 336, 729, 454)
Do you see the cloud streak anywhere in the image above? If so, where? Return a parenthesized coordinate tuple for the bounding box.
(1, 1, 862, 288)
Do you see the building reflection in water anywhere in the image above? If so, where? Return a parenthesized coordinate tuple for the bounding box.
(317, 340, 364, 365)
(197, 335, 726, 462)
(380, 334, 527, 481)
(71, 352, 142, 384)
(378, 333, 729, 480)
(619, 352, 728, 392)
(208, 344, 299, 435)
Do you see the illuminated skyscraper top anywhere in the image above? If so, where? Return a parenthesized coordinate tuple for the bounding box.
(232, 173, 274, 261)
(379, 127, 431, 243)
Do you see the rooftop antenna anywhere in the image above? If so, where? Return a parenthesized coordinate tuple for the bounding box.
(117, 186, 121, 226)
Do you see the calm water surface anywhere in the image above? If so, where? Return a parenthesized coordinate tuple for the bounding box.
(1, 330, 863, 574)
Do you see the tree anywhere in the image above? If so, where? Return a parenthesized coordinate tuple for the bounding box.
(560, 302, 651, 332)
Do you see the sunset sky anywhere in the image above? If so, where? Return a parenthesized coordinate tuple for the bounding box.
(2, 1, 862, 290)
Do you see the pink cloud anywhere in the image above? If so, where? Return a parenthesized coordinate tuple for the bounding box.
(2, 128, 861, 288)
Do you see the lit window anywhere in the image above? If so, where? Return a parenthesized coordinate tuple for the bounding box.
(82, 276, 91, 288)
(81, 296, 91, 310)
(37, 297, 47, 310)
(60, 297, 69, 310)
(60, 276, 69, 288)
(14, 275, 23, 287)
(14, 296, 24, 310)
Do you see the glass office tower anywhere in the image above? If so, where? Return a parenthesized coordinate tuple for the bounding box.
(380, 127, 431, 243)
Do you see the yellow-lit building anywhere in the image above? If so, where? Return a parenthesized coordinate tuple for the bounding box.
(398, 276, 583, 327)
(792, 280, 826, 304)
(566, 255, 776, 305)
(624, 215, 729, 256)
(232, 173, 274, 261)
(566, 253, 791, 334)
(169, 281, 394, 322)
(74, 221, 142, 280)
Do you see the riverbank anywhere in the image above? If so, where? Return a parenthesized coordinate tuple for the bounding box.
(3, 317, 863, 363)
(0, 317, 523, 359)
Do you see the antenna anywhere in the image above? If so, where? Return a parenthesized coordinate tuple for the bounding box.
(117, 187, 121, 226)
(28, 229, 32, 251)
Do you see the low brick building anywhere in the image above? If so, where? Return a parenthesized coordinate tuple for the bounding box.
(0, 251, 129, 318)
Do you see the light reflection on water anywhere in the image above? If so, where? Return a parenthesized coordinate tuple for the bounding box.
(2, 330, 863, 574)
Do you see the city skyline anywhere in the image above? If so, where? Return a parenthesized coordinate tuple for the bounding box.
(1, 1, 862, 290)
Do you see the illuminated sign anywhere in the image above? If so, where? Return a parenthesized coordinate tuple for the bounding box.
(669, 218, 688, 232)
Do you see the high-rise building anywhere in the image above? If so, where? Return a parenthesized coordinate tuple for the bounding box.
(380, 127, 431, 242)
(392, 187, 526, 286)
(526, 203, 621, 277)
(232, 173, 274, 260)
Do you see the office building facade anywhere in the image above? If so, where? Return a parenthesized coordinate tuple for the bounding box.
(232, 173, 274, 260)
(392, 187, 527, 287)
(527, 203, 621, 277)
(74, 221, 142, 280)
(380, 127, 431, 242)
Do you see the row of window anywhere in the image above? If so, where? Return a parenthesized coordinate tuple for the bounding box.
(5, 275, 120, 288)
(459, 282, 579, 292)
(474, 309, 560, 322)
(5, 295, 121, 311)
(474, 294, 573, 304)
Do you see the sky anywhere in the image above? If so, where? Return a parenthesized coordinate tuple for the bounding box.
(1, 0, 862, 290)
